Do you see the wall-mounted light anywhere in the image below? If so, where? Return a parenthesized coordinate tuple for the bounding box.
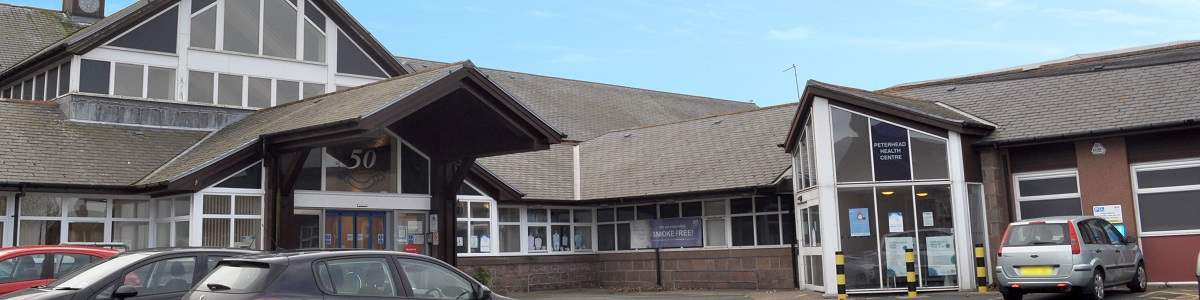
(1091, 142, 1107, 156)
(880, 191, 895, 196)
(916, 192, 929, 197)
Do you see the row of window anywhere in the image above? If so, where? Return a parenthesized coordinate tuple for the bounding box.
(1013, 159, 1200, 235)
(0, 190, 262, 250)
(1, 62, 70, 101)
(454, 195, 796, 255)
(186, 70, 326, 107)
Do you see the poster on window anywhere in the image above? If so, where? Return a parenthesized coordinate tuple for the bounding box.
(888, 212, 904, 233)
(849, 208, 871, 237)
(925, 236, 957, 276)
(870, 121, 911, 181)
(630, 220, 651, 249)
(883, 236, 914, 277)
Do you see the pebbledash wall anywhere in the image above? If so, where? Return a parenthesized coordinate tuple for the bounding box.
(458, 248, 794, 294)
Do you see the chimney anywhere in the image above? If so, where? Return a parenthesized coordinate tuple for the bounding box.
(62, 0, 104, 24)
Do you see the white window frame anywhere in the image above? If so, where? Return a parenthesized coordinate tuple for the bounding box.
(15, 194, 152, 248)
(1011, 169, 1081, 220)
(196, 192, 265, 249)
(0, 193, 14, 247)
(153, 195, 193, 247)
(455, 186, 495, 255)
(1130, 158, 1200, 237)
(186, 68, 324, 108)
(190, 0, 334, 65)
(103, 3, 182, 56)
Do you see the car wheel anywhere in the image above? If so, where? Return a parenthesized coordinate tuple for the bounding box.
(1085, 271, 1106, 300)
(1127, 263, 1147, 292)
(1001, 290, 1023, 300)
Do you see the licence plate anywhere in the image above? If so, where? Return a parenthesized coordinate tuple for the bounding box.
(1019, 266, 1054, 276)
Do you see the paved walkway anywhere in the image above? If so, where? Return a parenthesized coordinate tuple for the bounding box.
(509, 286, 1198, 300)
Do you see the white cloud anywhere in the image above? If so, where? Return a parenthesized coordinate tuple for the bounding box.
(551, 53, 599, 64)
(766, 26, 813, 41)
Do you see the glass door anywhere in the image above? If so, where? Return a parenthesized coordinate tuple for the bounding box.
(837, 184, 958, 291)
(797, 200, 824, 291)
(395, 211, 428, 255)
(324, 210, 387, 249)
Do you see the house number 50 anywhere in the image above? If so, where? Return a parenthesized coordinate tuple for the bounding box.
(349, 149, 377, 169)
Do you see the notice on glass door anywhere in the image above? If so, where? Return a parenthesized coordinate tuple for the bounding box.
(888, 212, 904, 233)
(922, 211, 934, 227)
(849, 208, 871, 237)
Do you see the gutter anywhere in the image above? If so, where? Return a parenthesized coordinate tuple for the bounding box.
(0, 180, 169, 195)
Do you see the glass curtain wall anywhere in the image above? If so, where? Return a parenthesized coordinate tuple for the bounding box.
(830, 106, 957, 291)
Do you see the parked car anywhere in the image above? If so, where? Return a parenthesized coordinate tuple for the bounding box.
(0, 246, 120, 295)
(996, 216, 1145, 300)
(0, 248, 258, 300)
(184, 250, 508, 300)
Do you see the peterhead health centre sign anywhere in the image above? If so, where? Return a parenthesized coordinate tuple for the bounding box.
(871, 121, 911, 181)
(649, 217, 703, 248)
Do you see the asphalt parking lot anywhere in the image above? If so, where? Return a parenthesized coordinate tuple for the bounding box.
(510, 286, 1199, 300)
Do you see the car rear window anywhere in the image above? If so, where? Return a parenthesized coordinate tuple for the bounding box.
(1004, 223, 1069, 246)
(195, 261, 274, 293)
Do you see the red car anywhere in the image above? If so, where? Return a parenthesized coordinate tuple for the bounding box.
(0, 245, 119, 295)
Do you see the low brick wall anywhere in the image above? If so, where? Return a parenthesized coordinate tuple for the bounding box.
(458, 254, 599, 294)
(597, 248, 795, 290)
(458, 247, 796, 294)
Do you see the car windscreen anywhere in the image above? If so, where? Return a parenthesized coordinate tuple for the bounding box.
(195, 261, 274, 293)
(1003, 223, 1070, 247)
(48, 253, 154, 290)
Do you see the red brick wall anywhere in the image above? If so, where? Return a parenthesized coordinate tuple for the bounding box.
(458, 247, 797, 293)
(1074, 137, 1139, 237)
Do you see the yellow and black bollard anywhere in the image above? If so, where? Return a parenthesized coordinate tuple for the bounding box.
(975, 244, 988, 293)
(835, 251, 847, 300)
(905, 248, 917, 298)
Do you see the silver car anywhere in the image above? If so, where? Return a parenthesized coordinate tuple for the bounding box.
(996, 216, 1146, 300)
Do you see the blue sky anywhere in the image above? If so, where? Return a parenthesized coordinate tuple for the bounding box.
(10, 0, 1200, 106)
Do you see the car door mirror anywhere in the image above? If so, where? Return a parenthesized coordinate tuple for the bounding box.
(476, 287, 492, 300)
(1124, 235, 1137, 244)
(113, 285, 139, 299)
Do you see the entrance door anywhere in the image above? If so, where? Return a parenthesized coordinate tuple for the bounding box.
(837, 185, 959, 291)
(797, 201, 825, 291)
(395, 211, 428, 255)
(324, 211, 387, 249)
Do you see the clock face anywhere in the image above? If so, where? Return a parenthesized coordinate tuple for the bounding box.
(79, 0, 100, 14)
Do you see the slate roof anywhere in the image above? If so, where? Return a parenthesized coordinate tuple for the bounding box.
(0, 3, 83, 72)
(138, 63, 468, 185)
(807, 80, 993, 130)
(398, 56, 760, 200)
(579, 104, 797, 200)
(881, 41, 1200, 144)
(0, 99, 207, 186)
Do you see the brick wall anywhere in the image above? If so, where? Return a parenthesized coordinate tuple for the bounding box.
(458, 254, 599, 294)
(459, 247, 796, 294)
